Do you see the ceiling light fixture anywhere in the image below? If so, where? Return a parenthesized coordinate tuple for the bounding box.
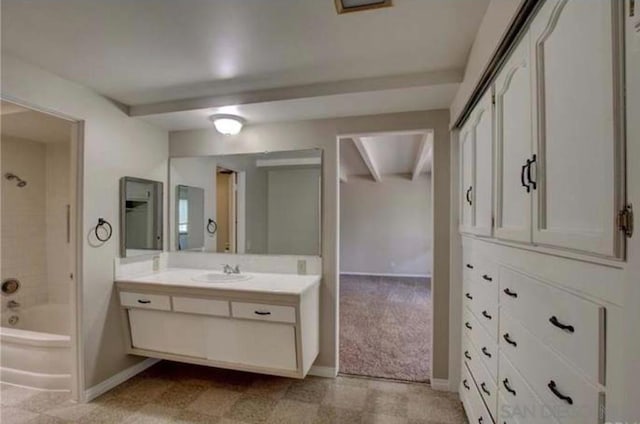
(335, 0, 392, 14)
(210, 114, 245, 136)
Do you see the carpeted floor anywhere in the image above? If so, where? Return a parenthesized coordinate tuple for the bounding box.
(339, 274, 431, 382)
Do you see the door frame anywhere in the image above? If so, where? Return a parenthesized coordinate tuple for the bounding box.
(215, 167, 246, 254)
(0, 95, 85, 401)
(335, 129, 435, 382)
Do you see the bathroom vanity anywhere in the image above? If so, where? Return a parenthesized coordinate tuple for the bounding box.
(116, 268, 320, 378)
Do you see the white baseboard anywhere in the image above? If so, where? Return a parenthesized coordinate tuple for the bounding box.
(340, 272, 431, 278)
(430, 378, 451, 391)
(308, 366, 337, 378)
(84, 358, 159, 402)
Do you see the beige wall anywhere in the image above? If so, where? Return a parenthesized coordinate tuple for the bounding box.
(170, 110, 452, 380)
(1, 54, 169, 390)
(340, 174, 432, 276)
(450, 0, 523, 123)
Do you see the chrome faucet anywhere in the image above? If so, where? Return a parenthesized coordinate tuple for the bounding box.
(223, 264, 241, 274)
(7, 300, 20, 309)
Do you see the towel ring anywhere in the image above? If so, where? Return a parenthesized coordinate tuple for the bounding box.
(207, 219, 218, 235)
(95, 218, 113, 242)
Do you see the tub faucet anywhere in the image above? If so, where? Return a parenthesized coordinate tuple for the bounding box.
(7, 300, 20, 309)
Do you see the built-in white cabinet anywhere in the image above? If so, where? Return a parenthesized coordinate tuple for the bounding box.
(459, 90, 494, 237)
(460, 0, 625, 259)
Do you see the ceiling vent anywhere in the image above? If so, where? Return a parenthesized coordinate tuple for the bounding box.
(335, 0, 392, 14)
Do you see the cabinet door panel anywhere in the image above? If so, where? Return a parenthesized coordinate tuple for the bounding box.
(471, 91, 494, 237)
(530, 0, 623, 257)
(494, 32, 533, 243)
(460, 124, 475, 233)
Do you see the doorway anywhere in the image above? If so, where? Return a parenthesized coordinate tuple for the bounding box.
(0, 99, 83, 399)
(216, 167, 237, 253)
(337, 130, 434, 382)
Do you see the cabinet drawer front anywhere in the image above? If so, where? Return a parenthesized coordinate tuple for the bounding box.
(500, 268, 605, 384)
(498, 353, 557, 424)
(500, 313, 604, 424)
(232, 302, 296, 323)
(206, 317, 297, 371)
(469, 314, 498, 382)
(462, 363, 494, 424)
(173, 297, 229, 317)
(466, 340, 498, 421)
(129, 309, 206, 358)
(120, 292, 171, 311)
(470, 292, 498, 340)
(476, 259, 499, 305)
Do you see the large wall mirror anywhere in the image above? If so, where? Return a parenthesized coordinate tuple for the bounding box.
(170, 149, 322, 256)
(119, 177, 164, 257)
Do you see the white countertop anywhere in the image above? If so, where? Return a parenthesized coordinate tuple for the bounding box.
(115, 268, 321, 295)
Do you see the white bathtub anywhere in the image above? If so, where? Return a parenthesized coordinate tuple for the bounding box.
(0, 304, 71, 391)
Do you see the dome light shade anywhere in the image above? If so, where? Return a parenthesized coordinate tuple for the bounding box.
(210, 114, 245, 135)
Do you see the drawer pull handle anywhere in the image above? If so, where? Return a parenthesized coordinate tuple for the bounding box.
(464, 351, 471, 360)
(137, 299, 151, 304)
(480, 382, 491, 396)
(503, 288, 518, 298)
(503, 333, 517, 347)
(463, 379, 470, 390)
(548, 380, 573, 405)
(466, 264, 474, 269)
(481, 347, 492, 358)
(549, 316, 574, 333)
(482, 275, 493, 282)
(502, 378, 516, 396)
(478, 417, 483, 424)
(465, 322, 472, 330)
(482, 310, 492, 320)
(254, 311, 272, 316)
(465, 293, 473, 300)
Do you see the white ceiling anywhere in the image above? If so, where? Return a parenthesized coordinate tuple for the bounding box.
(340, 131, 432, 182)
(1, 101, 72, 144)
(1, 0, 489, 130)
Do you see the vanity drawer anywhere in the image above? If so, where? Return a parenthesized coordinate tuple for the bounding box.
(499, 312, 604, 424)
(120, 292, 171, 311)
(232, 302, 296, 323)
(173, 297, 229, 317)
(499, 267, 605, 384)
(498, 352, 559, 424)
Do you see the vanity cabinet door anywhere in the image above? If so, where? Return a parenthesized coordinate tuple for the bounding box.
(494, 30, 533, 244)
(206, 317, 297, 371)
(128, 309, 207, 358)
(459, 122, 475, 234)
(529, 0, 624, 257)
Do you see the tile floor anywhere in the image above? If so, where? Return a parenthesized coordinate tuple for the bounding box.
(0, 361, 467, 424)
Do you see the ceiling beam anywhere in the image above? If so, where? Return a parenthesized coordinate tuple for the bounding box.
(412, 132, 433, 181)
(129, 69, 463, 117)
(352, 136, 382, 182)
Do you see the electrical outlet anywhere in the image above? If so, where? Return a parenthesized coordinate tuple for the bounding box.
(297, 259, 307, 275)
(152, 255, 161, 271)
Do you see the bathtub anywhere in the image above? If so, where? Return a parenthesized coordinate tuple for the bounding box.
(0, 303, 71, 391)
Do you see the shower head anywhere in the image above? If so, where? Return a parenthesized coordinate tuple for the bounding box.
(4, 173, 27, 187)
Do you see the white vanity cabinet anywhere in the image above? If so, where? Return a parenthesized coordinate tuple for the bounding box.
(116, 275, 320, 379)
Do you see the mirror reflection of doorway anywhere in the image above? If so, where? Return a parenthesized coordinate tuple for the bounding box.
(216, 167, 237, 253)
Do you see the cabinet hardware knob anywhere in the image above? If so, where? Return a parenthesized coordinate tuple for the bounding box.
(466, 264, 474, 269)
(465, 293, 473, 300)
(464, 351, 471, 360)
(465, 322, 472, 330)
(549, 316, 574, 333)
(480, 382, 490, 396)
(503, 333, 517, 347)
(482, 310, 492, 320)
(482, 274, 493, 282)
(254, 311, 272, 316)
(548, 380, 573, 405)
(521, 161, 531, 193)
(137, 299, 151, 304)
(503, 288, 518, 298)
(481, 347, 492, 358)
(502, 378, 516, 396)
(527, 154, 537, 190)
(478, 417, 483, 424)
(466, 186, 473, 206)
(463, 379, 470, 390)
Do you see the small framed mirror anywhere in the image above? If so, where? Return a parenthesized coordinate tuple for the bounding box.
(119, 177, 163, 257)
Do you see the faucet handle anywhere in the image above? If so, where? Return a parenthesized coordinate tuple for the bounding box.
(233, 265, 241, 274)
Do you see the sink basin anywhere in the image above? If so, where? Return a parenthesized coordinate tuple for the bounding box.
(191, 273, 252, 283)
